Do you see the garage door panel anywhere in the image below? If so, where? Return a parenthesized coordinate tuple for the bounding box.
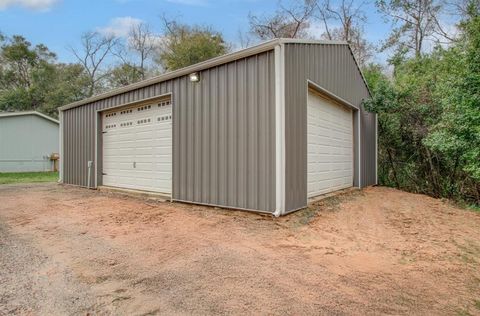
(103, 161, 134, 168)
(105, 133, 136, 142)
(153, 146, 173, 154)
(133, 176, 169, 187)
(153, 158, 172, 165)
(308, 145, 332, 154)
(309, 135, 336, 147)
(103, 168, 136, 176)
(152, 130, 172, 138)
(135, 143, 172, 150)
(105, 140, 136, 148)
(135, 170, 171, 177)
(103, 153, 138, 161)
(103, 139, 136, 146)
(103, 149, 137, 158)
(308, 178, 350, 196)
(154, 163, 172, 169)
(135, 139, 157, 148)
(104, 147, 137, 156)
(102, 100, 172, 194)
(103, 157, 136, 165)
(134, 163, 172, 172)
(308, 156, 333, 165)
(103, 175, 137, 184)
(308, 91, 353, 198)
(136, 131, 157, 140)
(135, 155, 172, 164)
(154, 183, 171, 192)
(133, 162, 154, 170)
(311, 149, 331, 157)
(133, 148, 155, 156)
(133, 156, 154, 163)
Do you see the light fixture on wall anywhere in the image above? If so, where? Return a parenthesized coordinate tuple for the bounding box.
(189, 72, 200, 82)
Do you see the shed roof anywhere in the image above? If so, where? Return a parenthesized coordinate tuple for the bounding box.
(59, 38, 369, 112)
(0, 111, 59, 124)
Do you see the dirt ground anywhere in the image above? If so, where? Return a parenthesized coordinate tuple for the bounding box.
(0, 183, 479, 315)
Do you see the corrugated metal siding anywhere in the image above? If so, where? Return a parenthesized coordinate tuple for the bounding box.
(361, 111, 377, 186)
(283, 43, 376, 211)
(62, 50, 276, 212)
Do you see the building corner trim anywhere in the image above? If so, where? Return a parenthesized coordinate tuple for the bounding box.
(274, 44, 286, 217)
(375, 113, 378, 185)
(59, 110, 64, 183)
(358, 110, 362, 188)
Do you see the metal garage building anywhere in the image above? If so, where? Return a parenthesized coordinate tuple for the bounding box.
(58, 39, 377, 216)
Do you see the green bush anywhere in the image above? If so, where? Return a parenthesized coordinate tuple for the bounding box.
(363, 5, 480, 206)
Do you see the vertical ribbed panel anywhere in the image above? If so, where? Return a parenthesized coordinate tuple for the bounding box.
(361, 111, 377, 186)
(173, 52, 276, 211)
(62, 50, 276, 213)
(283, 43, 375, 212)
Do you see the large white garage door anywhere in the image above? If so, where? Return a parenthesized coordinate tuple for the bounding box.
(102, 99, 172, 194)
(307, 90, 353, 198)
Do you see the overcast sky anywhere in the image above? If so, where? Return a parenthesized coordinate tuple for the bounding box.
(0, 0, 394, 64)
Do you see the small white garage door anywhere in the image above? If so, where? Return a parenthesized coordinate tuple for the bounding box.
(102, 99, 172, 194)
(307, 90, 354, 198)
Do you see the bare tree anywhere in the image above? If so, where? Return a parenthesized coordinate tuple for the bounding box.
(345, 28, 374, 66)
(315, 0, 374, 66)
(70, 31, 118, 96)
(127, 22, 158, 80)
(237, 28, 254, 49)
(316, 0, 365, 40)
(431, 0, 478, 41)
(446, 0, 480, 19)
(376, 0, 453, 57)
(109, 22, 160, 86)
(248, 0, 317, 39)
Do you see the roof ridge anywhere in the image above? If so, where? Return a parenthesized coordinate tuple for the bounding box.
(0, 111, 59, 124)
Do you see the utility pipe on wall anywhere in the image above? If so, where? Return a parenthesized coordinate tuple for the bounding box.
(87, 161, 93, 189)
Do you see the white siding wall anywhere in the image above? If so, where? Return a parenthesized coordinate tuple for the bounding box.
(0, 115, 59, 172)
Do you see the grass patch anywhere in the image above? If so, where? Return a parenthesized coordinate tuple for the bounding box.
(474, 300, 480, 310)
(0, 171, 58, 184)
(450, 199, 480, 213)
(467, 204, 480, 213)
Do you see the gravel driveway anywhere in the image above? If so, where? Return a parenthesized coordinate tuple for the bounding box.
(1, 183, 479, 315)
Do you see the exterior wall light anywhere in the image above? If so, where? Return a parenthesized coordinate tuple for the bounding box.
(189, 72, 200, 82)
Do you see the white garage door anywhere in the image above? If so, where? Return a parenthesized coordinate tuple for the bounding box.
(307, 90, 353, 198)
(102, 99, 172, 194)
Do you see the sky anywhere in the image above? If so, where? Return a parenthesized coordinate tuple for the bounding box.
(0, 0, 391, 64)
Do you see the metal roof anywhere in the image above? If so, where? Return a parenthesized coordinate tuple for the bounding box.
(0, 111, 59, 124)
(59, 38, 369, 112)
